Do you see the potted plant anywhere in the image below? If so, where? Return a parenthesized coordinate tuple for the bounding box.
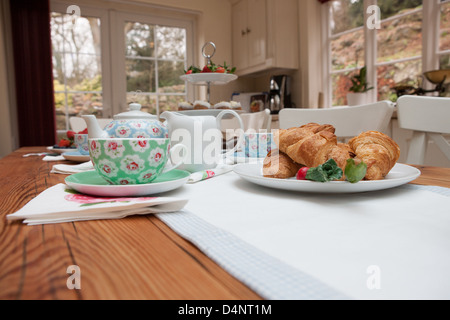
(347, 66, 374, 106)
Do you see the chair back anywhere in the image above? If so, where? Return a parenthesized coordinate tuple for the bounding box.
(222, 109, 272, 132)
(279, 101, 395, 139)
(397, 95, 450, 165)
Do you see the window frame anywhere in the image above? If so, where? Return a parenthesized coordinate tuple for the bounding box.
(323, 0, 445, 108)
(113, 11, 194, 117)
(50, 0, 196, 133)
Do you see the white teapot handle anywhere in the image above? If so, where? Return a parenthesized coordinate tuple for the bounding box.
(216, 110, 244, 158)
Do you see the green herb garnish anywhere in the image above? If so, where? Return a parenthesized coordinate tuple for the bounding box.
(345, 159, 367, 184)
(305, 159, 343, 183)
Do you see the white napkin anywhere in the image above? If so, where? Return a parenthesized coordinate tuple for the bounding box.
(51, 161, 94, 174)
(7, 184, 188, 225)
(188, 164, 235, 184)
(43, 155, 65, 161)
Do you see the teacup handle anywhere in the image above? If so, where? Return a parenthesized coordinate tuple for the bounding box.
(216, 110, 244, 158)
(163, 144, 188, 174)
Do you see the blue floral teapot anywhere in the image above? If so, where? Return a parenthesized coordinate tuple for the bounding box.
(82, 103, 168, 139)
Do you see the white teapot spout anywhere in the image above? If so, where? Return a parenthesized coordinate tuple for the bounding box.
(82, 115, 107, 139)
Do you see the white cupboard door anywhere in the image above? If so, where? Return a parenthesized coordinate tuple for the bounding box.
(247, 0, 266, 67)
(232, 0, 249, 70)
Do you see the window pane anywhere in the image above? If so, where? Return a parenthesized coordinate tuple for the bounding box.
(55, 93, 103, 131)
(158, 61, 186, 93)
(331, 29, 365, 71)
(377, 59, 422, 101)
(51, 12, 102, 131)
(125, 21, 188, 115)
(377, 0, 422, 20)
(126, 59, 156, 92)
(51, 13, 100, 55)
(377, 9, 422, 64)
(330, 0, 364, 35)
(331, 70, 359, 106)
(127, 94, 157, 114)
(440, 1, 450, 52)
(156, 26, 186, 59)
(439, 53, 450, 97)
(125, 22, 155, 57)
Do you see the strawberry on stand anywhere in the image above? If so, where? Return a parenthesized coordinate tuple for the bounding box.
(184, 66, 201, 74)
(184, 61, 236, 74)
(55, 128, 88, 149)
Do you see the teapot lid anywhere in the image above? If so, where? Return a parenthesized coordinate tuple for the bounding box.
(114, 103, 157, 120)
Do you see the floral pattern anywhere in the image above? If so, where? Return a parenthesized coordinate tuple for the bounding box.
(104, 141, 125, 158)
(130, 138, 150, 152)
(120, 155, 145, 175)
(90, 140, 101, 158)
(148, 147, 165, 166)
(64, 190, 156, 206)
(90, 138, 173, 185)
(138, 169, 158, 183)
(98, 159, 119, 177)
(115, 126, 132, 138)
(104, 120, 167, 139)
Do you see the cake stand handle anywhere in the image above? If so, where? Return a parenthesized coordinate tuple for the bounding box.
(202, 42, 216, 66)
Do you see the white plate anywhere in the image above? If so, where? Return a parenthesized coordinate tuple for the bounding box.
(47, 146, 77, 154)
(65, 170, 191, 197)
(233, 163, 421, 194)
(180, 73, 238, 85)
(62, 152, 91, 163)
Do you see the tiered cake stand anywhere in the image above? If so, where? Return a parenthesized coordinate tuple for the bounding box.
(179, 42, 238, 104)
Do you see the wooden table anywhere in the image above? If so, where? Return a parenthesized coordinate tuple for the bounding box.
(1, 147, 449, 300)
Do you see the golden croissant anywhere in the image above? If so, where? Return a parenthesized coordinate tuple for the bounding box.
(348, 131, 400, 180)
(263, 150, 303, 179)
(273, 123, 354, 179)
(267, 123, 400, 181)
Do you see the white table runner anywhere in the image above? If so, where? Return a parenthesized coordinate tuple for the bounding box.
(158, 171, 450, 300)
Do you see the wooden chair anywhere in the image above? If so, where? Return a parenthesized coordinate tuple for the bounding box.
(278, 101, 395, 140)
(397, 95, 450, 165)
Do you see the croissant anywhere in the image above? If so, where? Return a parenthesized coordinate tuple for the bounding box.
(274, 123, 335, 154)
(271, 124, 356, 180)
(348, 131, 400, 180)
(263, 149, 303, 179)
(328, 143, 356, 180)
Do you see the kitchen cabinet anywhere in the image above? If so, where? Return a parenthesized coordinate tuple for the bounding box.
(231, 0, 299, 76)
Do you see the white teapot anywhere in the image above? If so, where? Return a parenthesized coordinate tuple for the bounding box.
(82, 103, 168, 139)
(160, 110, 244, 172)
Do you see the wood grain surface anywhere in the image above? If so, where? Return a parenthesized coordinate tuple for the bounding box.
(0, 147, 261, 300)
(0, 147, 449, 300)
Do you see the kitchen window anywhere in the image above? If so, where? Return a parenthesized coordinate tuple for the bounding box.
(323, 0, 449, 107)
(50, 1, 194, 133)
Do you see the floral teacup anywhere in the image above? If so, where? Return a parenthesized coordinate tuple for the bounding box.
(243, 132, 277, 158)
(75, 134, 89, 155)
(89, 138, 187, 185)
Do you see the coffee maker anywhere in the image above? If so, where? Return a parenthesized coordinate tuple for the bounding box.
(268, 75, 292, 114)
